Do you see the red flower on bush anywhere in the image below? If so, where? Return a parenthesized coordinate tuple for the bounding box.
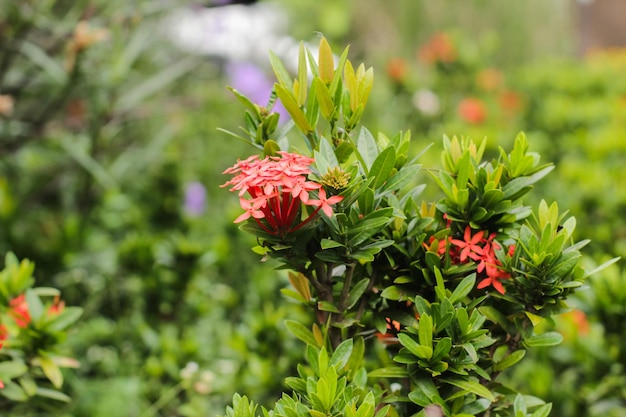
(222, 152, 343, 236)
(9, 294, 31, 328)
(418, 33, 457, 64)
(427, 226, 513, 294)
(458, 98, 487, 124)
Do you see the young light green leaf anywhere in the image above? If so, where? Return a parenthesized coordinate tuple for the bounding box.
(330, 339, 353, 370)
(314, 77, 335, 120)
(284, 320, 320, 347)
(275, 84, 313, 134)
(269, 50, 293, 87)
(297, 42, 308, 106)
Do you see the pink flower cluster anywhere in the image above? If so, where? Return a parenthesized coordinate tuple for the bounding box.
(426, 226, 513, 294)
(222, 152, 343, 236)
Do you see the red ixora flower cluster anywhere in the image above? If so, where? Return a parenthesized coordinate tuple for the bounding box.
(222, 152, 343, 236)
(426, 225, 514, 294)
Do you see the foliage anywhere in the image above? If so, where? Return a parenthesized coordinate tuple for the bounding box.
(0, 252, 82, 412)
(219, 37, 616, 417)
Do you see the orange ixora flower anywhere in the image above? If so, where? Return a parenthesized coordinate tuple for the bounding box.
(386, 57, 408, 83)
(418, 33, 457, 64)
(222, 152, 343, 237)
(458, 98, 487, 124)
(8, 294, 31, 328)
(435, 226, 513, 295)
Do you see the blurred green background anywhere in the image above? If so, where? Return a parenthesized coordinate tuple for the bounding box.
(0, 0, 624, 415)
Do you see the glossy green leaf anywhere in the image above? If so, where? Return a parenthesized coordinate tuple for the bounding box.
(285, 320, 320, 347)
(356, 127, 378, 172)
(418, 314, 433, 349)
(449, 274, 476, 305)
(494, 349, 526, 371)
(369, 146, 396, 189)
(397, 333, 432, 360)
(275, 83, 313, 134)
(346, 278, 370, 309)
(441, 377, 495, 401)
(314, 77, 335, 120)
(330, 339, 353, 369)
(523, 331, 563, 348)
(368, 367, 409, 378)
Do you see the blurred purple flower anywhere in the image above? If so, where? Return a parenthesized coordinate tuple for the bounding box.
(184, 181, 207, 217)
(226, 61, 289, 123)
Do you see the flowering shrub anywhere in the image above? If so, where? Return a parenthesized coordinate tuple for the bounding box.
(0, 252, 82, 409)
(219, 37, 617, 417)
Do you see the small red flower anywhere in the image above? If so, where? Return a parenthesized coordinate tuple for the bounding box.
(450, 226, 484, 262)
(458, 98, 487, 124)
(418, 33, 457, 64)
(48, 296, 65, 316)
(222, 152, 343, 237)
(9, 294, 31, 328)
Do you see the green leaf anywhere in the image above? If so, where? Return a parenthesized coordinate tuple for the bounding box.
(284, 320, 320, 347)
(356, 127, 379, 172)
(530, 403, 552, 417)
(269, 50, 293, 87)
(449, 274, 476, 305)
(25, 289, 44, 323)
(368, 367, 409, 378)
(38, 356, 63, 388)
(330, 339, 353, 370)
(380, 164, 420, 195)
(418, 314, 433, 349)
(321, 238, 344, 249)
(314, 77, 335, 120)
(358, 187, 375, 215)
(0, 361, 28, 380)
(397, 333, 432, 360)
(514, 393, 527, 417)
(227, 87, 261, 117)
(346, 278, 370, 309)
(281, 288, 307, 303)
(275, 84, 313, 134)
(369, 146, 396, 189)
(318, 301, 340, 313)
(318, 37, 334, 84)
(0, 381, 28, 401)
(523, 332, 563, 348)
(263, 139, 281, 156)
(494, 349, 526, 371)
(441, 378, 495, 401)
(19, 375, 37, 397)
(20, 41, 67, 84)
(35, 387, 72, 403)
(46, 306, 83, 332)
(297, 42, 308, 106)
